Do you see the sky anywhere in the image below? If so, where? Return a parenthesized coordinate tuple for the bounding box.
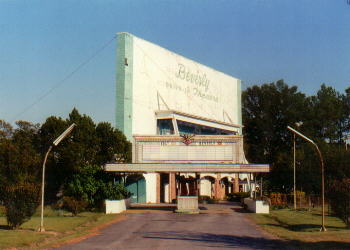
(0, 0, 349, 126)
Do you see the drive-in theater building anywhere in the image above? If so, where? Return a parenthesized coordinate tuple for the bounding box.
(105, 33, 269, 204)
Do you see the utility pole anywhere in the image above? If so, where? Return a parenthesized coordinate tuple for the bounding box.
(38, 123, 76, 232)
(293, 133, 296, 210)
(287, 126, 326, 232)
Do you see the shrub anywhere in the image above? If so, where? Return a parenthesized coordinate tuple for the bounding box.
(226, 192, 250, 202)
(269, 192, 288, 206)
(63, 165, 130, 209)
(199, 196, 218, 204)
(101, 182, 130, 200)
(328, 178, 350, 227)
(2, 182, 40, 229)
(0, 206, 5, 216)
(62, 196, 88, 216)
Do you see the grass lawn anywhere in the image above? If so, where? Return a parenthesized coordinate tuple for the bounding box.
(0, 206, 122, 249)
(249, 208, 350, 249)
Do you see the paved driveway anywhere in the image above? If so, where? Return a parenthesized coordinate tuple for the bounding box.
(58, 202, 286, 250)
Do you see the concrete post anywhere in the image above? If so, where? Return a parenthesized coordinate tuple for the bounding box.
(169, 173, 176, 202)
(156, 174, 160, 203)
(234, 174, 239, 193)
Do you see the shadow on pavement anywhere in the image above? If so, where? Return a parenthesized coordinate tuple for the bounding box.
(141, 230, 350, 249)
(142, 231, 285, 249)
(231, 207, 249, 213)
(129, 205, 175, 211)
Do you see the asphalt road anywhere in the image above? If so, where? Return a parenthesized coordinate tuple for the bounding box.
(58, 203, 286, 250)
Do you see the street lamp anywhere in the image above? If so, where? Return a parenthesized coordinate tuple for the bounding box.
(38, 123, 76, 232)
(293, 121, 303, 210)
(287, 126, 326, 232)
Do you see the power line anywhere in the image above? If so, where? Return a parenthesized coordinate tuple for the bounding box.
(10, 35, 117, 122)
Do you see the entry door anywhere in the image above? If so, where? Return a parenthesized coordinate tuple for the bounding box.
(126, 178, 146, 203)
(137, 178, 146, 203)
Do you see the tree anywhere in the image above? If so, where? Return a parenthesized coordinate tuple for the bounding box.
(0, 121, 41, 185)
(243, 80, 310, 192)
(309, 84, 347, 143)
(39, 108, 131, 204)
(0, 120, 13, 139)
(328, 178, 350, 227)
(63, 164, 129, 213)
(96, 122, 131, 165)
(37, 116, 68, 203)
(243, 81, 350, 199)
(342, 87, 350, 136)
(0, 121, 41, 229)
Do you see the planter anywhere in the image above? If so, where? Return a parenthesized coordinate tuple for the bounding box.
(105, 198, 130, 214)
(243, 198, 269, 214)
(175, 196, 199, 214)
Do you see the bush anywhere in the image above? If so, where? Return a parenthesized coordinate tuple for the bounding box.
(199, 196, 218, 204)
(62, 196, 88, 216)
(328, 178, 350, 227)
(226, 192, 250, 202)
(2, 182, 40, 229)
(0, 205, 5, 216)
(63, 165, 102, 208)
(269, 192, 288, 206)
(101, 182, 130, 200)
(63, 165, 130, 209)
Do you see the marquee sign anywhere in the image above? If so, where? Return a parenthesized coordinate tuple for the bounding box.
(132, 135, 246, 164)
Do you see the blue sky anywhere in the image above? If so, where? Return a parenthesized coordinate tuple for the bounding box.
(0, 0, 349, 126)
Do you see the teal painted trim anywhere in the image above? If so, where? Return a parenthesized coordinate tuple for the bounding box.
(116, 33, 133, 141)
(237, 80, 242, 134)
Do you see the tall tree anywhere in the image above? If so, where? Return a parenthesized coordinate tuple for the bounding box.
(39, 108, 131, 203)
(0, 121, 41, 228)
(243, 80, 311, 192)
(96, 122, 131, 165)
(38, 116, 69, 202)
(309, 84, 347, 143)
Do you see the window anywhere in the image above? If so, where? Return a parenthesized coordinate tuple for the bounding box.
(157, 119, 174, 135)
(177, 120, 234, 135)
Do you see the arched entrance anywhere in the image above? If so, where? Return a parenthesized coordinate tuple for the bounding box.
(220, 177, 232, 197)
(200, 176, 215, 198)
(178, 175, 197, 196)
(126, 174, 146, 203)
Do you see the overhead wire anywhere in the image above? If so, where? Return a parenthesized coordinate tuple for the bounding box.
(10, 35, 117, 122)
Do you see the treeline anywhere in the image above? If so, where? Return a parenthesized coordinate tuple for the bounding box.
(0, 108, 131, 228)
(243, 80, 350, 225)
(1, 81, 349, 227)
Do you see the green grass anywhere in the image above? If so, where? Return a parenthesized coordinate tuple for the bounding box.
(0, 206, 120, 249)
(249, 208, 350, 249)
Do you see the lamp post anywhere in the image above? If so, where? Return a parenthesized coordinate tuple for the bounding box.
(287, 126, 326, 232)
(38, 123, 76, 232)
(293, 133, 296, 210)
(293, 121, 303, 210)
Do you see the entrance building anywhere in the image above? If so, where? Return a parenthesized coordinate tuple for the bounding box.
(105, 33, 269, 203)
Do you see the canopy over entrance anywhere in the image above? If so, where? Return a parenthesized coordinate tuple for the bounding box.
(104, 135, 269, 173)
(105, 163, 268, 173)
(104, 135, 268, 203)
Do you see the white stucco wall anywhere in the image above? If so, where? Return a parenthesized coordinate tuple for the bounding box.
(116, 33, 249, 204)
(200, 179, 212, 196)
(105, 199, 129, 214)
(130, 34, 241, 136)
(144, 173, 157, 203)
(244, 198, 269, 214)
